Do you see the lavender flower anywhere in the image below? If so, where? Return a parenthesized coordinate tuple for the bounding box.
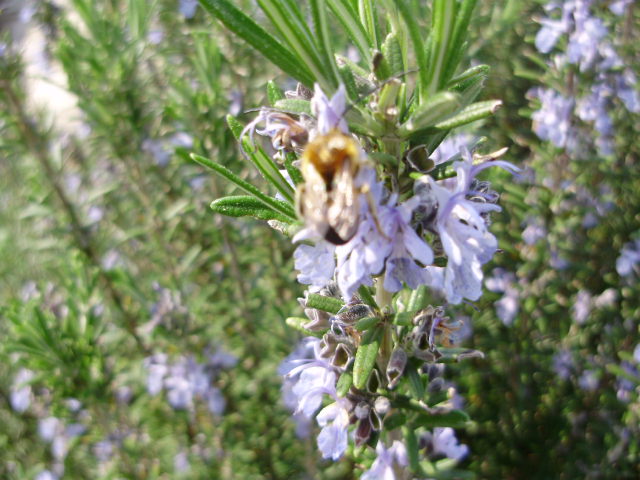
(428, 427, 469, 461)
(485, 269, 520, 326)
(578, 369, 599, 392)
(616, 239, 640, 277)
(571, 290, 592, 324)
(553, 349, 573, 380)
(335, 189, 433, 299)
(294, 241, 336, 291)
(316, 395, 352, 460)
(418, 150, 517, 304)
(529, 87, 576, 149)
(10, 368, 34, 413)
(361, 441, 408, 480)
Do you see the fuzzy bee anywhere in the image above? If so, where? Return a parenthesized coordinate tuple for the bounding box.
(297, 129, 365, 245)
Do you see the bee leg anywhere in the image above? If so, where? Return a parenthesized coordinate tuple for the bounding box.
(361, 184, 390, 240)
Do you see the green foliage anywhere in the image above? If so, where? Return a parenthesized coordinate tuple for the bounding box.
(1, 0, 639, 479)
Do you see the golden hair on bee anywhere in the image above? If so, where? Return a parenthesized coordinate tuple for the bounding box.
(297, 128, 364, 245)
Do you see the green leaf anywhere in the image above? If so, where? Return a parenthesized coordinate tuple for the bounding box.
(358, 285, 379, 310)
(326, 0, 372, 64)
(407, 365, 425, 400)
(448, 64, 489, 87)
(425, 0, 457, 95)
(403, 425, 423, 475)
(414, 409, 470, 429)
(399, 92, 461, 136)
(210, 196, 293, 222)
(359, 0, 380, 50)
(442, 0, 478, 84)
(274, 98, 312, 116)
(198, 0, 315, 86)
(284, 153, 304, 186)
(397, 1, 428, 93)
(305, 293, 343, 314)
(384, 412, 407, 430)
(355, 316, 380, 332)
(226, 116, 296, 204)
(310, 0, 342, 89)
(381, 32, 404, 78)
(257, 0, 335, 90)
(285, 317, 324, 337)
(267, 80, 285, 106)
(191, 153, 297, 220)
(434, 100, 502, 130)
(353, 325, 383, 389)
(407, 285, 428, 312)
(336, 371, 353, 396)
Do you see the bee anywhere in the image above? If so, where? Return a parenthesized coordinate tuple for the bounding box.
(297, 128, 364, 245)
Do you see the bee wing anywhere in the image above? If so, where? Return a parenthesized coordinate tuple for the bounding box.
(327, 161, 360, 243)
(297, 165, 330, 237)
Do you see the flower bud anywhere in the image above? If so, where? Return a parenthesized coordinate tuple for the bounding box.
(386, 348, 408, 389)
(373, 396, 391, 416)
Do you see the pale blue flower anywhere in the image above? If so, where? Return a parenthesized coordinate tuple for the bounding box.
(179, 0, 198, 18)
(610, 0, 633, 15)
(578, 369, 599, 392)
(10, 368, 33, 413)
(316, 397, 351, 461)
(568, 15, 608, 71)
(572, 290, 592, 324)
(616, 239, 640, 277)
(419, 150, 517, 304)
(535, 17, 569, 54)
(311, 84, 348, 135)
(553, 349, 573, 380)
(294, 241, 336, 290)
(616, 70, 640, 113)
(432, 427, 469, 461)
(529, 87, 576, 148)
(429, 133, 475, 165)
(361, 441, 408, 480)
(35, 471, 58, 480)
(485, 269, 520, 326)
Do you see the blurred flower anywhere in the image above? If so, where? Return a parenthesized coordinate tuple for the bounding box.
(10, 368, 34, 413)
(610, 0, 633, 15)
(179, 0, 198, 19)
(143, 348, 234, 415)
(572, 290, 592, 324)
(486, 269, 520, 326)
(553, 349, 573, 380)
(361, 441, 408, 480)
(521, 216, 547, 245)
(529, 87, 576, 149)
(616, 239, 640, 277)
(35, 471, 58, 480)
(578, 369, 599, 392)
(174, 451, 191, 473)
(429, 133, 475, 165)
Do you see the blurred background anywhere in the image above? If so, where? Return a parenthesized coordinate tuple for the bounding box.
(0, 0, 638, 479)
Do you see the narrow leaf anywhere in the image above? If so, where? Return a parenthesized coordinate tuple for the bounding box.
(399, 92, 461, 136)
(336, 371, 353, 396)
(353, 325, 383, 389)
(414, 409, 470, 429)
(198, 0, 314, 86)
(434, 100, 502, 130)
(306, 293, 343, 314)
(191, 153, 297, 220)
(211, 196, 292, 222)
(285, 317, 324, 337)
